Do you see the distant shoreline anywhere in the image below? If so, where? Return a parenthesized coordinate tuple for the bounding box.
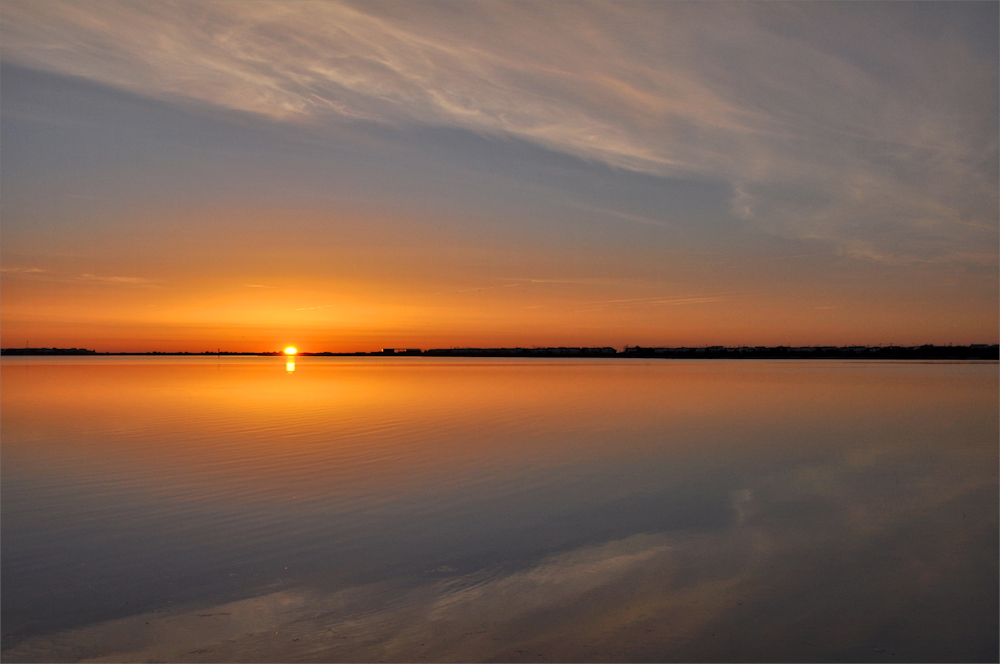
(3, 345, 998, 360)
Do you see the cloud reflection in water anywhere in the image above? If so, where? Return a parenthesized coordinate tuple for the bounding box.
(1, 358, 995, 662)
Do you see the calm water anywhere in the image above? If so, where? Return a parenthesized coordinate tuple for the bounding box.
(1, 357, 996, 662)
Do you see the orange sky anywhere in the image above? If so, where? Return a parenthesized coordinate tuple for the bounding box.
(1, 1, 997, 352)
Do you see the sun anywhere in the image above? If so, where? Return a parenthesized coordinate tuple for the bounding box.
(284, 346, 298, 355)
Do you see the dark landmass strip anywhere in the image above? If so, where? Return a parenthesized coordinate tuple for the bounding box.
(2, 345, 998, 359)
(1, 347, 98, 355)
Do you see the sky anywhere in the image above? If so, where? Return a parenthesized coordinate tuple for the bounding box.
(1, 0, 997, 352)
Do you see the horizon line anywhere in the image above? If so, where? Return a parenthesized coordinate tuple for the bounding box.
(3, 343, 998, 357)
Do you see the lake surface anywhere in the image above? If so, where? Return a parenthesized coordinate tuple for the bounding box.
(2, 357, 996, 662)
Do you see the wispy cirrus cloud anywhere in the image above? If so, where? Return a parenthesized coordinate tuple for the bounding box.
(574, 290, 761, 314)
(1, 1, 995, 263)
(0, 268, 160, 286)
(0, 267, 46, 274)
(77, 274, 159, 286)
(295, 304, 335, 311)
(455, 277, 639, 294)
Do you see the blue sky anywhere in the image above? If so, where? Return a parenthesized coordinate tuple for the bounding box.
(1, 1, 996, 351)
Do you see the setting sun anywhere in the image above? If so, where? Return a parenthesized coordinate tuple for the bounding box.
(1, 3, 996, 663)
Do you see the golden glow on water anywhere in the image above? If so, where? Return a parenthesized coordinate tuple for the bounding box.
(1, 357, 996, 662)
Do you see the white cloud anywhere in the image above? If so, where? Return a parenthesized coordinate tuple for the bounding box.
(1, 1, 995, 263)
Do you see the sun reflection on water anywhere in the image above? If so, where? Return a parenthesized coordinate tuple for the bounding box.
(0, 358, 995, 663)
